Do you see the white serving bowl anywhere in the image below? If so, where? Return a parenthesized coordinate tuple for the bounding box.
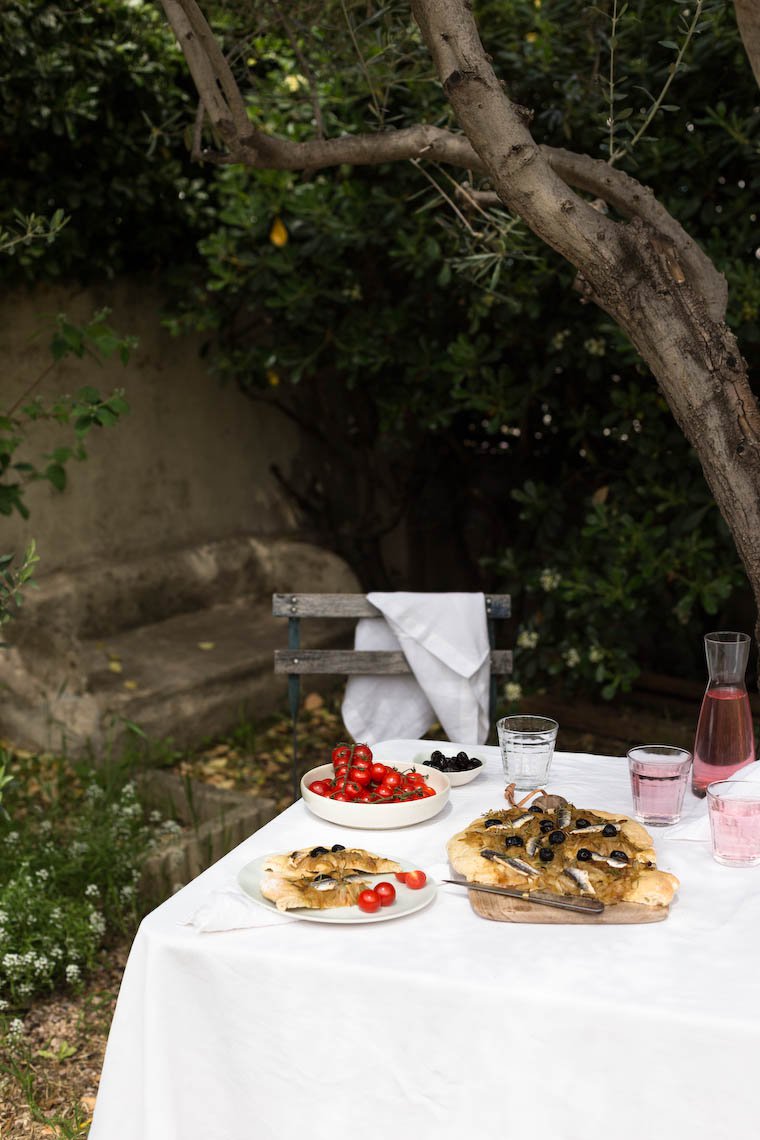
(300, 762, 450, 829)
(372, 740, 486, 787)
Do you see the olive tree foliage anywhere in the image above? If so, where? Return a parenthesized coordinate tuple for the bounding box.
(160, 0, 760, 637)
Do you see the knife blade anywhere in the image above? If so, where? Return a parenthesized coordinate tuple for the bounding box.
(441, 878, 605, 915)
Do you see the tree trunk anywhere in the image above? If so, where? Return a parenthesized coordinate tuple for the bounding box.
(160, 0, 760, 647)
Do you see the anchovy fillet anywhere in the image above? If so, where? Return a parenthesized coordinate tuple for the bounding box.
(570, 823, 618, 835)
(564, 867, 595, 894)
(511, 813, 534, 829)
(556, 807, 571, 830)
(481, 850, 540, 877)
(525, 837, 540, 857)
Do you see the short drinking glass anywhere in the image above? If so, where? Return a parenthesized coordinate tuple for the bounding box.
(707, 774, 760, 867)
(627, 745, 692, 826)
(497, 715, 559, 789)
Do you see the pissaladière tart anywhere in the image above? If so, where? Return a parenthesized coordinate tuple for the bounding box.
(260, 844, 402, 912)
(447, 795, 679, 908)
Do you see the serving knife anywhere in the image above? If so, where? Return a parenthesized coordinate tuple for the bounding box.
(441, 878, 605, 915)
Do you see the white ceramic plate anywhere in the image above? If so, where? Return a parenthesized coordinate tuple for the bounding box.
(300, 762, 450, 829)
(373, 740, 487, 787)
(237, 854, 437, 924)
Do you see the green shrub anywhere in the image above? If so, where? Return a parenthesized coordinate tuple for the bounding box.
(0, 756, 162, 1008)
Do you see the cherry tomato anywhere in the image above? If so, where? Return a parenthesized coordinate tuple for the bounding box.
(357, 889, 381, 913)
(330, 791, 348, 801)
(373, 882, 396, 906)
(352, 743, 373, 764)
(404, 870, 427, 890)
(343, 781, 361, 800)
(382, 771, 402, 791)
(350, 755, 373, 773)
(374, 785, 394, 800)
(370, 763, 388, 784)
(394, 872, 408, 883)
(332, 744, 352, 765)
(358, 791, 377, 803)
(421, 786, 436, 797)
(334, 763, 349, 779)
(308, 780, 329, 796)
(349, 767, 372, 787)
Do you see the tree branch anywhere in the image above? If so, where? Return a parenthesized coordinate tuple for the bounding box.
(735, 0, 760, 89)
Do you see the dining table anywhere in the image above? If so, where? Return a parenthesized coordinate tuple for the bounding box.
(89, 741, 760, 1140)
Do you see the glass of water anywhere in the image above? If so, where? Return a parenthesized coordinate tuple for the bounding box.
(497, 715, 559, 789)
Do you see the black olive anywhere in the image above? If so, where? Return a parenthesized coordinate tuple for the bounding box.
(529, 805, 543, 814)
(602, 823, 619, 837)
(457, 751, 469, 762)
(431, 750, 444, 762)
(331, 844, 346, 853)
(539, 819, 555, 834)
(610, 849, 629, 863)
(576, 848, 593, 862)
(505, 835, 524, 847)
(539, 847, 555, 863)
(548, 830, 566, 845)
(575, 818, 590, 829)
(309, 846, 329, 857)
(484, 818, 503, 828)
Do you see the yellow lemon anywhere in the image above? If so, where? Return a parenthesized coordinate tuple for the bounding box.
(269, 217, 288, 247)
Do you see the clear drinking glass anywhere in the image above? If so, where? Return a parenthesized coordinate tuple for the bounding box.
(693, 631, 755, 798)
(707, 774, 760, 867)
(627, 744, 692, 826)
(497, 715, 558, 789)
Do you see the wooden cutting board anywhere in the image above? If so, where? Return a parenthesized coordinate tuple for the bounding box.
(468, 889, 669, 924)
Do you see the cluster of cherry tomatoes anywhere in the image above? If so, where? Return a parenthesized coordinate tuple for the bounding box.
(357, 870, 428, 913)
(307, 743, 437, 804)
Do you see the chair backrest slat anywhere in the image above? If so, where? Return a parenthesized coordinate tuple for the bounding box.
(272, 593, 511, 619)
(274, 648, 513, 676)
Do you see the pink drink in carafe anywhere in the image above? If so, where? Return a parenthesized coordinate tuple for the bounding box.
(693, 633, 756, 797)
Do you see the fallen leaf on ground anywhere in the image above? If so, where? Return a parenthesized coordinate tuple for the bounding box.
(108, 661, 123, 674)
(197, 642, 215, 651)
(304, 692, 324, 711)
(123, 680, 138, 690)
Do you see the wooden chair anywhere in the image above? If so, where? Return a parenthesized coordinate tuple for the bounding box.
(273, 593, 512, 797)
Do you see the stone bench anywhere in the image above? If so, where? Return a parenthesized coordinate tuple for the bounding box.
(0, 536, 358, 756)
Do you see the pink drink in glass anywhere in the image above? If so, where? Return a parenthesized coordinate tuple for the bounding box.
(627, 745, 691, 826)
(693, 684, 755, 797)
(707, 779, 760, 867)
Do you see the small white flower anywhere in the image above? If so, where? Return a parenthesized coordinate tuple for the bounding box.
(120, 884, 135, 903)
(564, 648, 581, 668)
(589, 646, 604, 664)
(504, 682, 523, 703)
(65, 963, 81, 983)
(0, 998, 7, 1010)
(148, 810, 162, 824)
(584, 337, 606, 357)
(539, 568, 561, 592)
(35, 868, 49, 882)
(88, 910, 106, 936)
(85, 884, 100, 899)
(7, 1017, 25, 1042)
(517, 630, 539, 650)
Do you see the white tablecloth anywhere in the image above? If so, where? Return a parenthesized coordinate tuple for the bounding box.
(90, 749, 760, 1140)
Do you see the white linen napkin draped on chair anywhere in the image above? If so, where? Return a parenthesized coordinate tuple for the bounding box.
(342, 592, 490, 745)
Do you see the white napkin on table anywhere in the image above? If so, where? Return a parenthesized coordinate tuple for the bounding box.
(342, 592, 490, 745)
(183, 884, 294, 933)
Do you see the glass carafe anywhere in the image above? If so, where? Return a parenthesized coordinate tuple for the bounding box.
(692, 631, 756, 797)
